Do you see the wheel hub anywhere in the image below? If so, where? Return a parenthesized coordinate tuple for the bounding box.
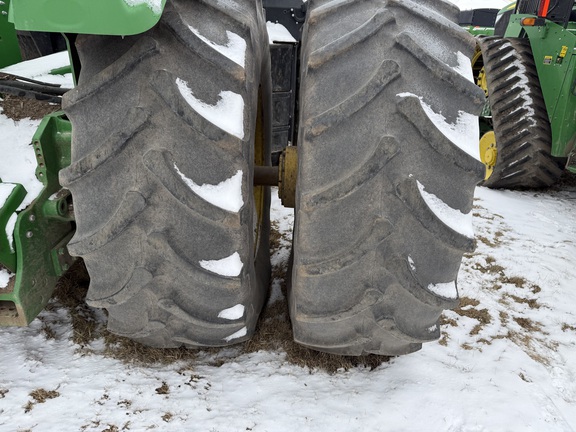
(252, 146, 298, 208)
(477, 66, 489, 97)
(278, 146, 298, 208)
(480, 131, 497, 180)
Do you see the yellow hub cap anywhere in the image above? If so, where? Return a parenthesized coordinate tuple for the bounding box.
(477, 67, 489, 96)
(480, 131, 497, 180)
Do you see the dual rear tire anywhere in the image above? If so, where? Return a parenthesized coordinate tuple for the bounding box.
(291, 0, 485, 355)
(62, 0, 484, 355)
(61, 0, 271, 347)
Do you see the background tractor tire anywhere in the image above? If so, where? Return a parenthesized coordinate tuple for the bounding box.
(478, 37, 565, 189)
(60, 0, 272, 348)
(290, 0, 486, 356)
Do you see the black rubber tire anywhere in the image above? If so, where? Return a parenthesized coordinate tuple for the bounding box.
(16, 31, 67, 60)
(290, 0, 486, 356)
(418, 0, 460, 22)
(60, 0, 272, 348)
(479, 37, 565, 189)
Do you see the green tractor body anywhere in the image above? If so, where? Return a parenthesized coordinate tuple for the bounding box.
(0, 0, 22, 67)
(505, 11, 576, 161)
(0, 114, 75, 324)
(8, 0, 166, 36)
(463, 1, 576, 184)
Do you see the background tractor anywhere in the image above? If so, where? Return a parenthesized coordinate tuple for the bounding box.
(1, 0, 486, 356)
(462, 0, 576, 188)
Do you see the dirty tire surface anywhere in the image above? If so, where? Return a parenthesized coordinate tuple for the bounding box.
(290, 0, 486, 356)
(60, 0, 272, 348)
(479, 37, 564, 189)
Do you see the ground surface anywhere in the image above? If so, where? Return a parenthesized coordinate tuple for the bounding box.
(1, 166, 575, 431)
(2, 1, 576, 430)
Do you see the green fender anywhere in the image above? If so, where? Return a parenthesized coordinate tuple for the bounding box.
(0, 0, 22, 67)
(9, 0, 166, 36)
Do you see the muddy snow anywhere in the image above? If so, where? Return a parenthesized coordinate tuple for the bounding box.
(1, 1, 576, 430)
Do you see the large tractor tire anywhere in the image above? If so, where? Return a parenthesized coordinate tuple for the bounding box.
(59, 0, 272, 347)
(477, 37, 564, 188)
(290, 0, 486, 356)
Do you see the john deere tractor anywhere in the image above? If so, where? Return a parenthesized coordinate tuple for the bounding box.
(1, 0, 486, 356)
(463, 0, 576, 188)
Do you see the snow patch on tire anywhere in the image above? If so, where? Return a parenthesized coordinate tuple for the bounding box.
(224, 326, 247, 342)
(176, 78, 245, 139)
(174, 164, 244, 212)
(187, 26, 246, 68)
(427, 281, 458, 299)
(416, 180, 474, 238)
(453, 51, 475, 82)
(397, 92, 480, 161)
(199, 252, 243, 277)
(218, 304, 245, 320)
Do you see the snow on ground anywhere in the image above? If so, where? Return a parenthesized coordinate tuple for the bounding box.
(2, 9, 576, 431)
(0, 51, 74, 88)
(1, 102, 575, 430)
(0, 114, 43, 210)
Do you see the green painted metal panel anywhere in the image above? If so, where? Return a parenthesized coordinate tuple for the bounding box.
(0, 0, 21, 67)
(463, 25, 496, 36)
(504, 14, 526, 37)
(0, 113, 75, 326)
(0, 183, 26, 272)
(9, 0, 166, 36)
(523, 22, 576, 158)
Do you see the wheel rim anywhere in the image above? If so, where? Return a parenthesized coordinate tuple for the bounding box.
(477, 66, 489, 96)
(474, 46, 494, 180)
(472, 49, 488, 96)
(253, 87, 265, 253)
(480, 131, 497, 180)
